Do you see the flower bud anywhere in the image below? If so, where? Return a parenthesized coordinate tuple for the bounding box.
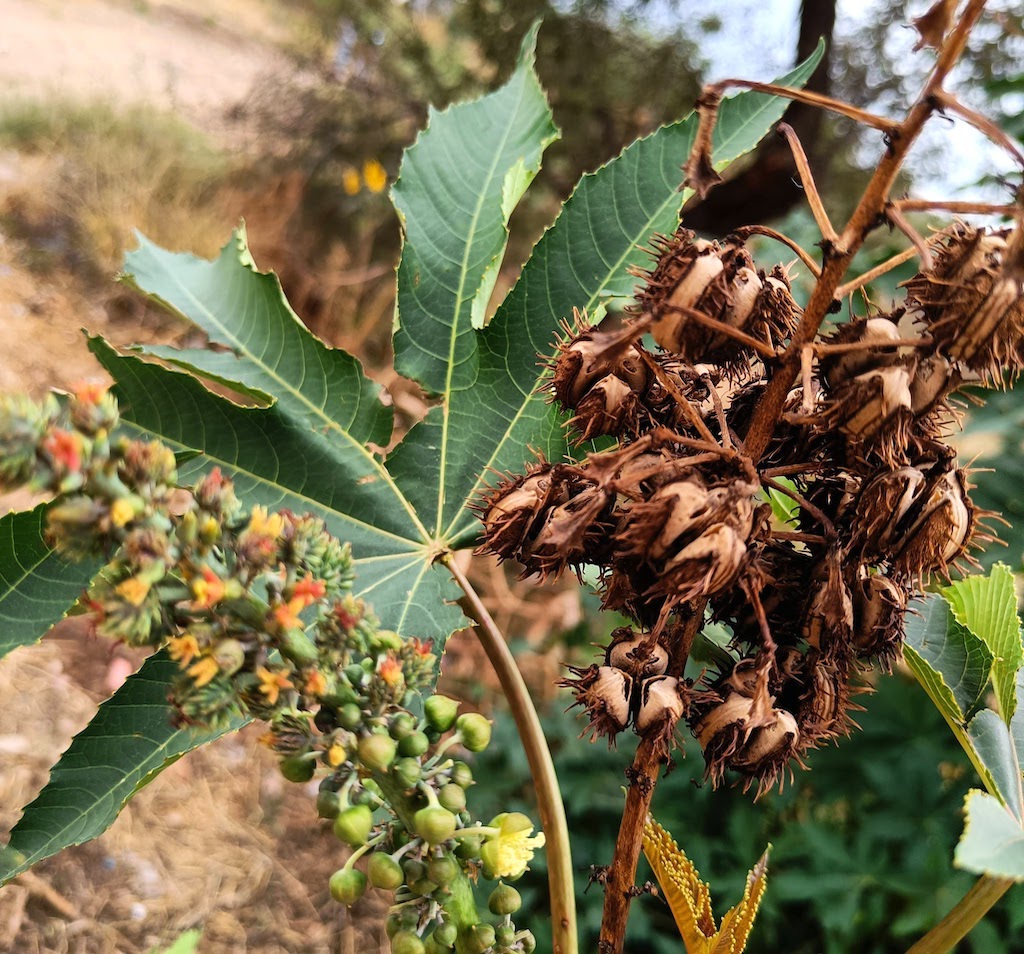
(450, 761, 474, 788)
(316, 790, 341, 819)
(424, 694, 460, 733)
(393, 756, 423, 789)
(455, 713, 492, 752)
(329, 867, 367, 906)
(398, 730, 430, 758)
(432, 922, 458, 948)
(359, 732, 398, 772)
(389, 711, 418, 740)
(437, 783, 467, 813)
(520, 931, 537, 953)
(279, 754, 316, 784)
(414, 806, 458, 845)
(334, 804, 374, 847)
(464, 923, 496, 954)
(367, 852, 405, 890)
(489, 882, 523, 915)
(391, 931, 426, 954)
(426, 853, 460, 887)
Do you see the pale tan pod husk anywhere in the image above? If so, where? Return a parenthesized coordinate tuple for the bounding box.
(894, 468, 974, 579)
(477, 465, 567, 561)
(605, 628, 670, 679)
(819, 315, 903, 388)
(558, 664, 633, 745)
(854, 466, 928, 559)
(635, 675, 686, 743)
(852, 572, 908, 662)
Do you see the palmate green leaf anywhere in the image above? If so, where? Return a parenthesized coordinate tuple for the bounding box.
(955, 789, 1024, 880)
(128, 228, 392, 448)
(89, 335, 466, 640)
(0, 652, 246, 884)
(967, 708, 1024, 818)
(944, 564, 1024, 723)
(904, 594, 994, 722)
(391, 22, 559, 394)
(0, 504, 98, 660)
(414, 42, 826, 548)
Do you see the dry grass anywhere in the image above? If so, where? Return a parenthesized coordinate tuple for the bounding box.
(0, 97, 235, 278)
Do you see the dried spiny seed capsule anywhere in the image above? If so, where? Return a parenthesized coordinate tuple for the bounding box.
(558, 665, 633, 745)
(819, 315, 903, 388)
(802, 554, 854, 656)
(550, 319, 648, 411)
(730, 708, 801, 794)
(634, 675, 686, 752)
(795, 658, 852, 748)
(910, 353, 957, 416)
(605, 628, 669, 679)
(635, 229, 799, 364)
(904, 224, 1024, 380)
(854, 466, 928, 559)
(521, 485, 613, 579)
(894, 469, 974, 579)
(616, 477, 718, 560)
(853, 573, 908, 663)
(476, 464, 566, 561)
(824, 363, 913, 458)
(654, 522, 749, 603)
(570, 373, 640, 440)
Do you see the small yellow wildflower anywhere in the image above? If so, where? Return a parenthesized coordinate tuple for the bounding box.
(256, 666, 293, 706)
(168, 633, 201, 667)
(362, 159, 388, 194)
(342, 166, 361, 196)
(115, 576, 151, 607)
(109, 498, 136, 528)
(188, 655, 220, 688)
(480, 812, 546, 880)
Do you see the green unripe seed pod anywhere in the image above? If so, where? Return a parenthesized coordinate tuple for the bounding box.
(316, 790, 341, 819)
(358, 733, 398, 772)
(465, 923, 496, 953)
(344, 664, 365, 686)
(455, 713, 492, 752)
(520, 930, 537, 953)
(495, 924, 516, 946)
(407, 877, 438, 897)
(402, 858, 427, 882)
(433, 921, 458, 948)
(279, 754, 316, 783)
(389, 712, 418, 740)
(454, 835, 482, 861)
(333, 804, 373, 847)
(413, 806, 458, 845)
(390, 930, 426, 954)
(450, 761, 474, 789)
(398, 731, 430, 758)
(393, 757, 422, 789)
(426, 853, 460, 887)
(423, 694, 460, 733)
(366, 852, 405, 890)
(437, 784, 466, 813)
(338, 703, 364, 731)
(422, 938, 445, 954)
(329, 867, 367, 906)
(386, 913, 403, 939)
(488, 882, 522, 915)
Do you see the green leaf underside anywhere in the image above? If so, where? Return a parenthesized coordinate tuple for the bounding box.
(944, 565, 1023, 723)
(90, 336, 466, 640)
(0, 652, 247, 885)
(429, 41, 826, 547)
(0, 505, 99, 661)
(905, 594, 994, 721)
(968, 708, 1024, 818)
(955, 789, 1024, 880)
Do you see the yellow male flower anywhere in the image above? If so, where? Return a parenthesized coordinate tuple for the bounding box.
(115, 576, 151, 607)
(168, 633, 201, 667)
(479, 812, 546, 880)
(362, 159, 388, 194)
(256, 665, 293, 706)
(187, 655, 220, 688)
(109, 498, 137, 528)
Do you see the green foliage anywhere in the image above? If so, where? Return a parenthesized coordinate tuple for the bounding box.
(905, 566, 1024, 885)
(472, 675, 1024, 954)
(0, 504, 98, 660)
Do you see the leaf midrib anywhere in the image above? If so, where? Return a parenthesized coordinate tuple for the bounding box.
(434, 74, 530, 542)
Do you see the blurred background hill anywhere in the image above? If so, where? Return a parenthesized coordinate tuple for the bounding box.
(1, 1, 1023, 951)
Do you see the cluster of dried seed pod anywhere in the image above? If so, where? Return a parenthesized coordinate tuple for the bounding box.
(476, 221, 1018, 795)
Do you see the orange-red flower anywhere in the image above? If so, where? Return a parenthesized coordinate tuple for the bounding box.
(256, 666, 292, 705)
(42, 429, 83, 473)
(192, 566, 227, 608)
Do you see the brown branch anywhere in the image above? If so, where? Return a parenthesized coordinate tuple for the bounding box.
(732, 224, 822, 277)
(886, 203, 935, 271)
(740, 0, 989, 463)
(892, 199, 1020, 216)
(777, 122, 840, 246)
(833, 245, 921, 299)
